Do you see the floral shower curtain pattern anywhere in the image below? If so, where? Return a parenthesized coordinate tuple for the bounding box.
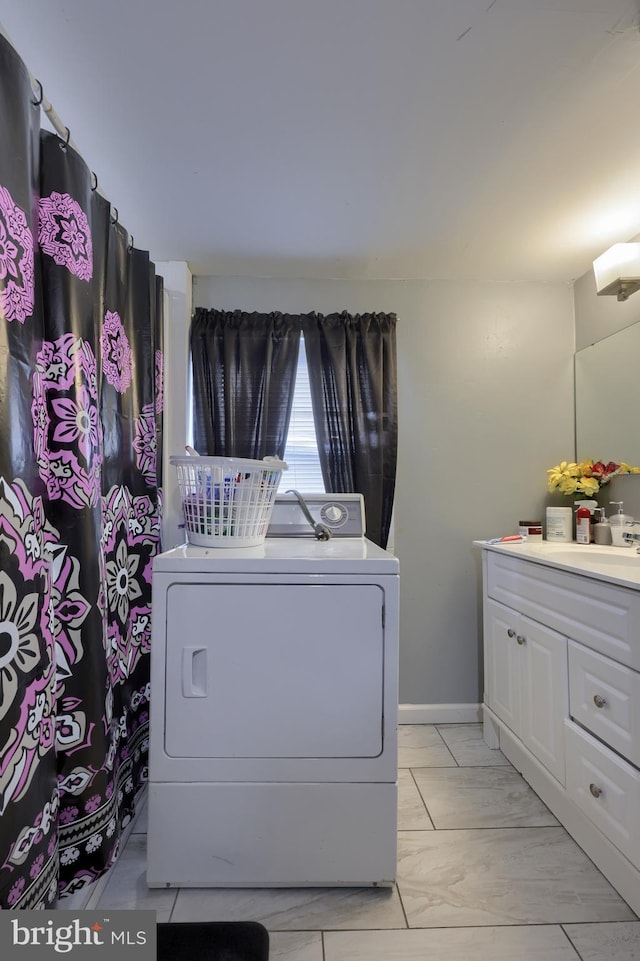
(0, 36, 164, 908)
(95, 233, 161, 895)
(33, 131, 111, 899)
(0, 36, 58, 911)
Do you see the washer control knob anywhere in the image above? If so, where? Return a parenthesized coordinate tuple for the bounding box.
(320, 503, 348, 527)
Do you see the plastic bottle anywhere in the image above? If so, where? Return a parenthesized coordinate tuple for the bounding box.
(610, 501, 634, 547)
(593, 508, 612, 546)
(575, 504, 592, 544)
(574, 499, 598, 543)
(545, 506, 572, 542)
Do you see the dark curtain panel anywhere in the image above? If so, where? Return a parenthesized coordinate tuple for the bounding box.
(98, 230, 161, 886)
(0, 37, 58, 909)
(302, 312, 398, 548)
(36, 131, 115, 896)
(190, 308, 300, 459)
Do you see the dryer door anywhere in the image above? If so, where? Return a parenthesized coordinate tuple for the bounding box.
(163, 582, 384, 758)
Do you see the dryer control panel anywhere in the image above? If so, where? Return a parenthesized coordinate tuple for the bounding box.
(267, 493, 365, 537)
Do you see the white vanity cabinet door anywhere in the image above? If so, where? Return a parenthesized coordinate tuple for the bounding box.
(485, 597, 521, 734)
(485, 597, 567, 784)
(519, 615, 568, 785)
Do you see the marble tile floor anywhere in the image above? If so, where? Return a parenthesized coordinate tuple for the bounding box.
(95, 724, 640, 960)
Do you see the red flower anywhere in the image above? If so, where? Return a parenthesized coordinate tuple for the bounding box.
(590, 461, 619, 479)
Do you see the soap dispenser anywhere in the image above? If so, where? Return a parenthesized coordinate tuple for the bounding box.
(610, 501, 634, 547)
(593, 508, 612, 546)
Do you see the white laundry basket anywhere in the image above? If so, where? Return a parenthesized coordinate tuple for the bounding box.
(171, 455, 287, 548)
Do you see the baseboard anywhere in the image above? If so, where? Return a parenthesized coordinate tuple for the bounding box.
(398, 703, 483, 724)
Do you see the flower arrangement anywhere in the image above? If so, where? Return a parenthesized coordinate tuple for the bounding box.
(547, 459, 640, 498)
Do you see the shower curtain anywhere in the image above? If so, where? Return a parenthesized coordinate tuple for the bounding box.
(0, 35, 164, 907)
(0, 34, 57, 910)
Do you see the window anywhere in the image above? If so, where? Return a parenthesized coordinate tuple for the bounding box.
(187, 330, 324, 491)
(283, 336, 325, 492)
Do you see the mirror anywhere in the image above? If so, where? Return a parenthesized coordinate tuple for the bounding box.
(575, 322, 640, 464)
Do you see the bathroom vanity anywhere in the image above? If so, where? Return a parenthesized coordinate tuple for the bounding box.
(478, 541, 640, 914)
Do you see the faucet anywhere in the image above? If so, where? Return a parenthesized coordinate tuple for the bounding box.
(622, 524, 640, 553)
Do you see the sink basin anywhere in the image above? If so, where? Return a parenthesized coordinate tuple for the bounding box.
(541, 549, 639, 568)
(515, 543, 640, 569)
(480, 539, 640, 584)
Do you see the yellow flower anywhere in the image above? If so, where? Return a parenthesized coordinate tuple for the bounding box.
(547, 457, 640, 498)
(547, 461, 578, 491)
(577, 476, 599, 497)
(547, 461, 583, 493)
(553, 475, 577, 495)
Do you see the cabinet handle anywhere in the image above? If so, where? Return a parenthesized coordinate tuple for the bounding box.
(516, 635, 526, 645)
(589, 783, 602, 799)
(593, 694, 606, 709)
(507, 628, 516, 637)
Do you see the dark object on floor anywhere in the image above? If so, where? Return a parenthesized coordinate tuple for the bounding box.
(157, 921, 269, 961)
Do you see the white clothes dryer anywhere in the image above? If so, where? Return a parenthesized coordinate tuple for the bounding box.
(147, 494, 399, 888)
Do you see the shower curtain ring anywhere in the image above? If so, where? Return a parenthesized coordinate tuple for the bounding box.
(110, 206, 119, 226)
(59, 126, 71, 150)
(128, 236, 134, 252)
(32, 78, 44, 106)
(90, 171, 98, 191)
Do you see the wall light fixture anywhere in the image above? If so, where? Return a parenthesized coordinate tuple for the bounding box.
(593, 242, 640, 301)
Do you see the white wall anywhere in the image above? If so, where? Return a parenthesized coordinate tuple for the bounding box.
(193, 276, 576, 711)
(156, 261, 192, 550)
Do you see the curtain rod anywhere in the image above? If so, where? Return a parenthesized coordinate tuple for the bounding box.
(0, 19, 105, 200)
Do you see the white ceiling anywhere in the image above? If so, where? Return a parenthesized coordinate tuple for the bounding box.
(1, 0, 640, 282)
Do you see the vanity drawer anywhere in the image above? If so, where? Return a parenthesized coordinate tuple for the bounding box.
(565, 719, 640, 868)
(569, 641, 640, 767)
(487, 553, 640, 670)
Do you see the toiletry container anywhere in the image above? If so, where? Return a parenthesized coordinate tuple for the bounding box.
(610, 501, 634, 547)
(574, 499, 598, 543)
(518, 520, 542, 542)
(593, 508, 612, 546)
(575, 504, 592, 544)
(545, 506, 572, 542)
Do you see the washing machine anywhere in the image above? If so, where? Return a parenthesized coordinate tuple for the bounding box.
(146, 494, 399, 888)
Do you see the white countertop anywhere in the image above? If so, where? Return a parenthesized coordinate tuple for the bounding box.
(475, 540, 640, 590)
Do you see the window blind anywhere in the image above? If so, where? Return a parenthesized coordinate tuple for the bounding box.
(283, 336, 326, 493)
